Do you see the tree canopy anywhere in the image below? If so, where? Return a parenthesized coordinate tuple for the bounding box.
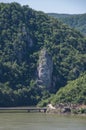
(0, 3, 86, 106)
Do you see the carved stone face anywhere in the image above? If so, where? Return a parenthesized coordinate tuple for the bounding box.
(37, 49, 53, 89)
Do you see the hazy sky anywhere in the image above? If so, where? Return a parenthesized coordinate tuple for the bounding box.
(0, 0, 86, 14)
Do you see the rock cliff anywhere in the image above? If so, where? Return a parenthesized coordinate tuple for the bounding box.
(37, 49, 53, 90)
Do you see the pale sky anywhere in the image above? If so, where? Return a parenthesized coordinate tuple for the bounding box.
(0, 0, 86, 14)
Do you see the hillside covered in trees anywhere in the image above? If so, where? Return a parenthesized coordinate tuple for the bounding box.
(48, 13, 86, 36)
(39, 73, 86, 107)
(0, 3, 86, 106)
(52, 73, 86, 105)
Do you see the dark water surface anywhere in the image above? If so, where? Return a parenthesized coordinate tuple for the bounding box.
(0, 113, 86, 130)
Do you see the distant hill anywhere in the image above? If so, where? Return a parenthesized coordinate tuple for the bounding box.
(0, 3, 86, 106)
(48, 13, 72, 18)
(48, 13, 86, 35)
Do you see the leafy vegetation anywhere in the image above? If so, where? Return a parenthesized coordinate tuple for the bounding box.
(39, 73, 86, 106)
(52, 74, 86, 104)
(0, 3, 86, 106)
(51, 73, 86, 105)
(48, 13, 86, 35)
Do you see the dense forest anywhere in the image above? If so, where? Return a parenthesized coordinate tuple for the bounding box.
(48, 13, 86, 36)
(0, 3, 86, 106)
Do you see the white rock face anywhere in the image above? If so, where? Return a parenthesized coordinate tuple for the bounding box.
(47, 104, 56, 110)
(37, 49, 53, 89)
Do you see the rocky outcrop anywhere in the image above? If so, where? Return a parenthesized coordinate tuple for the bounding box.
(46, 104, 57, 113)
(13, 25, 33, 63)
(46, 103, 71, 114)
(46, 103, 86, 115)
(37, 48, 53, 90)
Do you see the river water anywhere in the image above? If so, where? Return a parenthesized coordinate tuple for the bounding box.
(0, 113, 86, 130)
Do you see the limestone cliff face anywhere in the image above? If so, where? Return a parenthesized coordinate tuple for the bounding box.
(37, 49, 53, 90)
(13, 26, 33, 63)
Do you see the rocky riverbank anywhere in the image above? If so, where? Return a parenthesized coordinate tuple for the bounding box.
(46, 103, 86, 115)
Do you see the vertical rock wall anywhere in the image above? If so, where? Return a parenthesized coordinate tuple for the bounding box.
(37, 48, 53, 90)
